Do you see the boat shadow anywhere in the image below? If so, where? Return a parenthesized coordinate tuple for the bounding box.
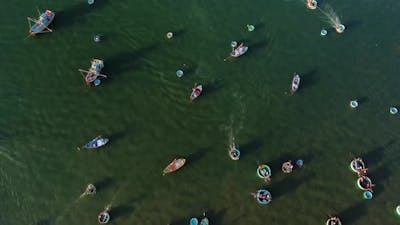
(111, 204, 134, 220)
(108, 130, 128, 145)
(187, 148, 209, 165)
(35, 218, 53, 225)
(337, 202, 367, 224)
(238, 138, 264, 159)
(105, 44, 159, 78)
(248, 40, 268, 55)
(299, 69, 318, 91)
(204, 78, 223, 97)
(54, 0, 110, 30)
(94, 177, 114, 192)
(344, 19, 363, 31)
(268, 174, 311, 200)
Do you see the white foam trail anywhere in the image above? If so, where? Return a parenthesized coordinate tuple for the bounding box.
(0, 148, 26, 168)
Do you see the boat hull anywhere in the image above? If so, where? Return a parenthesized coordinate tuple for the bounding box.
(291, 74, 300, 93)
(83, 137, 109, 149)
(190, 85, 203, 101)
(163, 158, 186, 175)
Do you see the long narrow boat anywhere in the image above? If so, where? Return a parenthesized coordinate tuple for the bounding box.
(190, 85, 203, 101)
(83, 136, 109, 149)
(291, 73, 300, 94)
(162, 158, 186, 175)
(28, 10, 55, 36)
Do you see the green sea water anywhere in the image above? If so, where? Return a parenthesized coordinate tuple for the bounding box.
(1, 0, 400, 224)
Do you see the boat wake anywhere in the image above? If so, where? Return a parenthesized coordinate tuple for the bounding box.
(0, 148, 26, 168)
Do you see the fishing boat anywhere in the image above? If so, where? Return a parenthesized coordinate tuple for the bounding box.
(350, 158, 367, 175)
(291, 73, 300, 94)
(98, 206, 111, 224)
(82, 136, 109, 149)
(230, 43, 248, 57)
(254, 189, 272, 205)
(79, 59, 108, 86)
(326, 217, 341, 225)
(257, 164, 271, 178)
(306, 0, 317, 9)
(163, 158, 186, 175)
(27, 9, 55, 36)
(356, 176, 374, 191)
(190, 84, 203, 101)
(282, 161, 293, 174)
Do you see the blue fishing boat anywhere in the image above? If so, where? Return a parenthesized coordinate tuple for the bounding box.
(83, 136, 109, 149)
(27, 9, 55, 36)
(78, 59, 107, 86)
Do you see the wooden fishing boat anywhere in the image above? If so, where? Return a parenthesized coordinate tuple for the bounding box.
(163, 158, 186, 175)
(28, 9, 55, 36)
(230, 43, 248, 57)
(190, 84, 203, 101)
(291, 73, 300, 94)
(79, 59, 108, 86)
(83, 136, 109, 149)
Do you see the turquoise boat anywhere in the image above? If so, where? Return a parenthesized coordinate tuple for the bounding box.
(200, 217, 209, 225)
(28, 10, 55, 35)
(190, 218, 198, 225)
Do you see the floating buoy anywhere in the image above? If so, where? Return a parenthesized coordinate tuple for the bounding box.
(94, 79, 101, 86)
(350, 100, 358, 108)
(94, 34, 101, 42)
(390, 107, 398, 115)
(363, 191, 373, 200)
(231, 41, 238, 48)
(166, 32, 173, 39)
(88, 0, 95, 5)
(320, 29, 327, 36)
(176, 70, 184, 78)
(247, 24, 255, 32)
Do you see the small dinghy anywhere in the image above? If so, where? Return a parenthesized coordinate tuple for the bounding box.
(257, 164, 271, 178)
(83, 136, 109, 149)
(350, 158, 367, 175)
(357, 176, 374, 191)
(230, 43, 248, 57)
(326, 217, 342, 225)
(163, 158, 186, 175)
(190, 84, 203, 101)
(98, 207, 111, 224)
(291, 73, 300, 94)
(28, 9, 55, 36)
(254, 189, 272, 205)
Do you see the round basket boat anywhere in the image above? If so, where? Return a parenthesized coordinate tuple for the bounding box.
(395, 205, 400, 216)
(350, 100, 358, 108)
(326, 217, 341, 225)
(257, 165, 271, 178)
(176, 70, 184, 77)
(390, 107, 398, 115)
(349, 158, 365, 173)
(282, 161, 293, 174)
(335, 24, 345, 33)
(320, 29, 327, 36)
(307, 0, 317, 9)
(228, 149, 240, 160)
(356, 176, 373, 191)
(98, 211, 110, 224)
(256, 189, 272, 205)
(363, 191, 373, 200)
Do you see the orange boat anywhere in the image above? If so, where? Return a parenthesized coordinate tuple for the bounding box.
(163, 158, 186, 175)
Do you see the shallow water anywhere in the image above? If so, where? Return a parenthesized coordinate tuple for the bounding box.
(1, 0, 400, 224)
